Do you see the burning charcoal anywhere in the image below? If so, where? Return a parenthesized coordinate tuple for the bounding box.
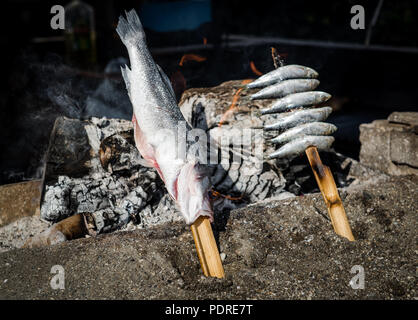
(99, 131, 145, 173)
(41, 117, 161, 230)
(40, 176, 73, 222)
(91, 208, 124, 234)
(114, 186, 150, 224)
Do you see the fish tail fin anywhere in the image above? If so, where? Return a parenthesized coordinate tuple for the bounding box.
(120, 64, 131, 96)
(116, 9, 145, 47)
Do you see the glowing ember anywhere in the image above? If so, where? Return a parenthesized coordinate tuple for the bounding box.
(211, 189, 243, 201)
(218, 79, 252, 127)
(178, 54, 207, 66)
(250, 61, 263, 76)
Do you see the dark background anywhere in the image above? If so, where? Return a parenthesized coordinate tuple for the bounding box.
(0, 0, 417, 185)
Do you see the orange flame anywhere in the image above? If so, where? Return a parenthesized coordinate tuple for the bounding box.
(250, 61, 263, 76)
(203, 37, 207, 45)
(179, 54, 207, 66)
(218, 79, 252, 127)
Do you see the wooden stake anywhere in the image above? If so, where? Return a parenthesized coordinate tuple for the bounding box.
(305, 146, 355, 241)
(190, 216, 225, 278)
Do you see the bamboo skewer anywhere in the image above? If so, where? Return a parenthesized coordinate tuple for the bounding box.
(190, 216, 225, 278)
(266, 48, 355, 241)
(305, 146, 355, 241)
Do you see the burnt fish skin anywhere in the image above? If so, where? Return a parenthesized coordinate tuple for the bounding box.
(261, 91, 331, 115)
(116, 9, 212, 225)
(250, 79, 320, 100)
(247, 65, 319, 89)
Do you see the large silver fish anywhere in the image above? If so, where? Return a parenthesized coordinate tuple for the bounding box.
(116, 10, 212, 224)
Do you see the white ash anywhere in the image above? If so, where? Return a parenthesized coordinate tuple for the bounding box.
(41, 169, 162, 234)
(0, 216, 50, 253)
(123, 194, 183, 231)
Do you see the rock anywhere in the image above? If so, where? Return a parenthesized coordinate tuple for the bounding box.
(359, 112, 418, 176)
(388, 112, 418, 128)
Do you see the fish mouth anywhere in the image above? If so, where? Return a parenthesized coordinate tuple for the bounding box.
(188, 195, 213, 224)
(178, 188, 213, 225)
(174, 162, 214, 225)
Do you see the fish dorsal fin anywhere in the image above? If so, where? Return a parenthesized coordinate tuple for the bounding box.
(157, 64, 176, 102)
(120, 64, 131, 97)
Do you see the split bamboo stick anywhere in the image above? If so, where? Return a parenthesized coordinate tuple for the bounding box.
(305, 146, 355, 241)
(190, 216, 225, 278)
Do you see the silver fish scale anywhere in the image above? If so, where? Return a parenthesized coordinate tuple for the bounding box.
(248, 65, 337, 159)
(117, 9, 192, 141)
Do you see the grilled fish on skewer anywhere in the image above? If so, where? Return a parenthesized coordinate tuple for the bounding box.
(117, 10, 212, 225)
(250, 57, 355, 241)
(249, 62, 335, 159)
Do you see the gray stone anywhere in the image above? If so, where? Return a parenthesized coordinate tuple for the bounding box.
(359, 112, 418, 176)
(388, 112, 418, 128)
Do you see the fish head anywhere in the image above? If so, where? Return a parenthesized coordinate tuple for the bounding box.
(175, 161, 213, 225)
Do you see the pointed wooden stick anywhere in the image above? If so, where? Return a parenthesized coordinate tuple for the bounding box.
(305, 146, 355, 241)
(190, 216, 225, 278)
